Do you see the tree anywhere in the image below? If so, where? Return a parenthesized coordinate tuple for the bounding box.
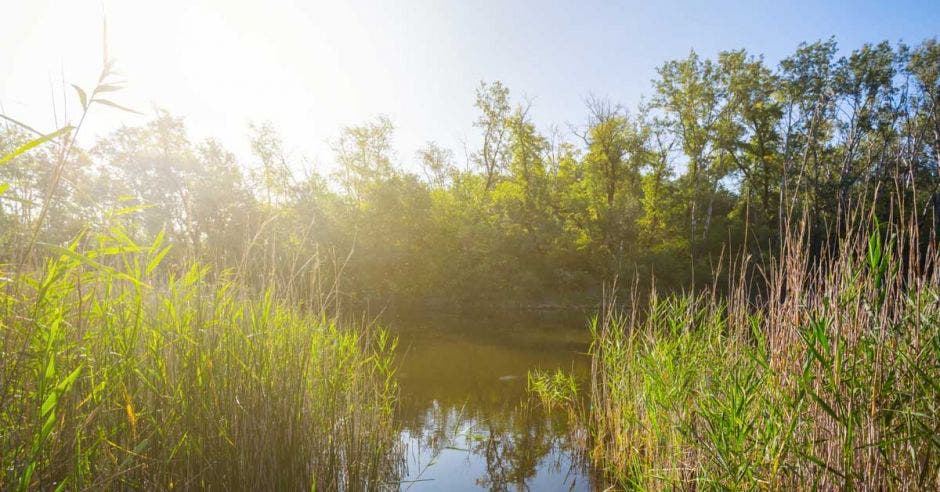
(417, 142, 455, 189)
(473, 81, 512, 190)
(653, 51, 726, 282)
(92, 111, 200, 246)
(333, 116, 395, 201)
(714, 50, 783, 248)
(248, 121, 295, 208)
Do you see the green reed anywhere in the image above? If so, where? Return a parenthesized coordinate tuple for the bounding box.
(0, 227, 400, 490)
(534, 209, 940, 490)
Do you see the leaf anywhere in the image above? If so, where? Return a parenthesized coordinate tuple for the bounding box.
(57, 365, 84, 393)
(0, 183, 8, 196)
(147, 245, 173, 275)
(112, 204, 154, 216)
(91, 98, 142, 115)
(45, 244, 110, 270)
(0, 126, 73, 165)
(43, 244, 147, 288)
(43, 353, 56, 388)
(907, 357, 940, 394)
(0, 113, 43, 136)
(806, 387, 840, 423)
(41, 387, 58, 419)
(798, 449, 846, 479)
(119, 436, 152, 467)
(19, 462, 37, 490)
(72, 84, 88, 110)
(39, 407, 57, 443)
(95, 83, 124, 93)
(150, 228, 166, 252)
(867, 228, 881, 270)
(109, 226, 140, 248)
(53, 478, 69, 492)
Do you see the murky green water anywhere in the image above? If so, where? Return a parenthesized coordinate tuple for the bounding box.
(389, 311, 596, 491)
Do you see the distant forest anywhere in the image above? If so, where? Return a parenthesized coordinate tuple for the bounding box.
(2, 38, 938, 308)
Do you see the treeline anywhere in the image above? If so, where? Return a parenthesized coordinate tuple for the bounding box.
(2, 38, 938, 308)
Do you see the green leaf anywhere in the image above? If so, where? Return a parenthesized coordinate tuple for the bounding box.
(43, 353, 56, 388)
(112, 204, 154, 217)
(39, 409, 57, 444)
(57, 365, 83, 393)
(806, 387, 840, 423)
(43, 244, 147, 288)
(19, 462, 37, 491)
(147, 245, 173, 275)
(151, 227, 166, 252)
(798, 449, 846, 479)
(0, 183, 9, 196)
(0, 126, 73, 165)
(109, 226, 140, 248)
(45, 244, 110, 271)
(41, 388, 58, 419)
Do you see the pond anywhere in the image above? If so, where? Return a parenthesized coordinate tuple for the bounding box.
(388, 311, 598, 491)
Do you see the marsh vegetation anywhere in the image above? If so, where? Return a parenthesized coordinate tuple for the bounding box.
(2, 30, 939, 490)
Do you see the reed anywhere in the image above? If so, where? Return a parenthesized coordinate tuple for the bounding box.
(534, 199, 940, 490)
(0, 227, 400, 490)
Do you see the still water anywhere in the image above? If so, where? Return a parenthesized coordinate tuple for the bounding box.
(388, 311, 596, 491)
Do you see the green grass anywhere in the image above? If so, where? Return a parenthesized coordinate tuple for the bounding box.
(0, 228, 400, 490)
(533, 211, 940, 490)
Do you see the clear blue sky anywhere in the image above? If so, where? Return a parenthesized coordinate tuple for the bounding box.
(2, 0, 938, 170)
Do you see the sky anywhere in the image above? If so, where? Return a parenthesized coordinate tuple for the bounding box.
(2, 0, 938, 172)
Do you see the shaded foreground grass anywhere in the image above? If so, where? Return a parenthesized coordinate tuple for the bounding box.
(0, 229, 400, 490)
(532, 205, 940, 490)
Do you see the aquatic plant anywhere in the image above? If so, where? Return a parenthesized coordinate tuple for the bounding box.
(540, 201, 940, 489)
(0, 227, 400, 490)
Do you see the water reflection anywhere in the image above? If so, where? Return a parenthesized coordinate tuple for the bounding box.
(389, 312, 594, 491)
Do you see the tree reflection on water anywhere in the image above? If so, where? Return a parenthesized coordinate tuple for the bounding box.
(390, 312, 594, 491)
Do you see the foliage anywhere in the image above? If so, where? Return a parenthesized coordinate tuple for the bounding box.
(539, 204, 940, 490)
(5, 38, 937, 308)
(0, 228, 400, 490)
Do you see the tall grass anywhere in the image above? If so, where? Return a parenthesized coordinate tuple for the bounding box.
(0, 227, 400, 490)
(0, 39, 402, 488)
(533, 201, 940, 490)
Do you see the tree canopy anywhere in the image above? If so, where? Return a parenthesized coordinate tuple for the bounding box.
(2, 38, 938, 308)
